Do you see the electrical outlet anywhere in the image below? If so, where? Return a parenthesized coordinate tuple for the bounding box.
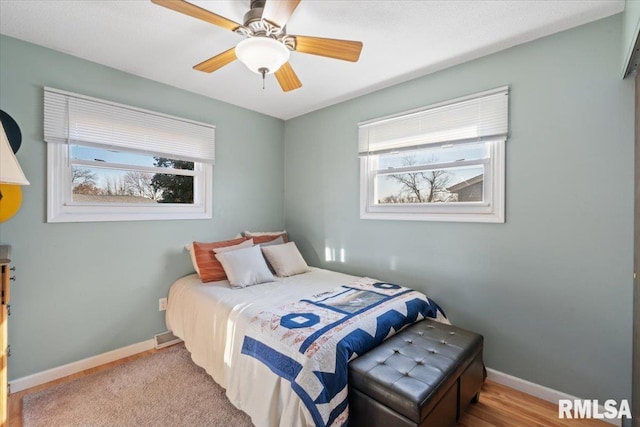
(159, 297, 167, 311)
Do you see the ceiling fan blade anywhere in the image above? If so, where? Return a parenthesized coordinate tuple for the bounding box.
(275, 62, 302, 92)
(262, 0, 301, 28)
(151, 0, 241, 31)
(294, 35, 363, 62)
(193, 48, 237, 73)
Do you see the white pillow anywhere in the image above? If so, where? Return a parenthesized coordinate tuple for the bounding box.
(212, 238, 254, 254)
(261, 242, 310, 277)
(215, 246, 275, 288)
(184, 239, 254, 275)
(184, 243, 200, 275)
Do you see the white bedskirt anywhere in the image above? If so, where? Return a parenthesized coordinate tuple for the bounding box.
(166, 268, 358, 427)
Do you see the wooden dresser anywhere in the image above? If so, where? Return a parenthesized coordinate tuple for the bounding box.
(1, 257, 10, 427)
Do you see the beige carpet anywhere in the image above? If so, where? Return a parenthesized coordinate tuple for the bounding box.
(22, 344, 254, 427)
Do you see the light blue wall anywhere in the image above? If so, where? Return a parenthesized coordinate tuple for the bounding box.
(284, 15, 634, 403)
(0, 35, 285, 380)
(1, 12, 634, 405)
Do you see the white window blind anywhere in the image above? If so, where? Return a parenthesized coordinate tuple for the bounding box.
(359, 86, 509, 155)
(44, 87, 216, 163)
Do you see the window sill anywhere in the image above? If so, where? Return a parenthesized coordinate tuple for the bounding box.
(47, 208, 212, 223)
(360, 210, 504, 223)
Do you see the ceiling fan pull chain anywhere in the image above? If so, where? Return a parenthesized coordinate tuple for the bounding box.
(259, 67, 268, 89)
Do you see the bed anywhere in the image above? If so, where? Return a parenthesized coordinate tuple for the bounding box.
(166, 267, 448, 427)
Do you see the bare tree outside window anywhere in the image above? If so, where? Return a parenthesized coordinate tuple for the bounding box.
(103, 176, 129, 196)
(70, 156, 195, 204)
(72, 168, 100, 195)
(383, 156, 455, 204)
(72, 167, 96, 186)
(123, 171, 161, 201)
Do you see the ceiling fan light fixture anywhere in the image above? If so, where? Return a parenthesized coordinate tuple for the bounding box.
(235, 37, 290, 75)
(152, 0, 363, 93)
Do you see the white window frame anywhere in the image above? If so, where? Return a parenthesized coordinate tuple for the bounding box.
(359, 87, 509, 223)
(44, 88, 214, 223)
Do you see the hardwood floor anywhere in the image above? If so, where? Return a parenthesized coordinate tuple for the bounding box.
(8, 346, 611, 427)
(458, 382, 611, 427)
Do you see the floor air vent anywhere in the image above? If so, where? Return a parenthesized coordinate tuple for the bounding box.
(154, 331, 182, 349)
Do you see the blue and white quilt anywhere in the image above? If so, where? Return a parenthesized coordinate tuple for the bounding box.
(240, 277, 448, 427)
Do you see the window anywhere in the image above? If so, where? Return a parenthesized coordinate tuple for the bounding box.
(359, 87, 509, 223)
(44, 87, 214, 222)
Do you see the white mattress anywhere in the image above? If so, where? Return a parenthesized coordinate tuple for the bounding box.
(166, 267, 359, 427)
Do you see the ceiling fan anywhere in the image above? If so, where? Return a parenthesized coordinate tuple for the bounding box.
(151, 0, 364, 92)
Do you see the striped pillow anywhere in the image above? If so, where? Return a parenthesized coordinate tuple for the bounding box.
(246, 232, 289, 245)
(192, 237, 250, 283)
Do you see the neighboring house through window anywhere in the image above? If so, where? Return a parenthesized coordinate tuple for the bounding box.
(44, 87, 214, 222)
(359, 87, 509, 223)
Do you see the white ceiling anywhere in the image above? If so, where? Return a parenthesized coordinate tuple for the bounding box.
(0, 0, 624, 120)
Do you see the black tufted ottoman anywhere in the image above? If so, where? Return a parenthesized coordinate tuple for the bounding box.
(348, 319, 484, 427)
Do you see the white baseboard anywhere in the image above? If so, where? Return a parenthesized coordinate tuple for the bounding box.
(487, 368, 622, 426)
(9, 339, 155, 393)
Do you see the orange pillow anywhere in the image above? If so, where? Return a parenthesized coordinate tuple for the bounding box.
(192, 237, 249, 282)
(250, 233, 289, 245)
